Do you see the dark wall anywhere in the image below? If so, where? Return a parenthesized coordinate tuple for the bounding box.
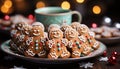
(0, 0, 120, 27)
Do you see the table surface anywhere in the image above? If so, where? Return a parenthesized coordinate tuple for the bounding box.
(0, 36, 120, 69)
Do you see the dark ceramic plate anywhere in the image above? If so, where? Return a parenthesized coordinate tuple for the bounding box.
(96, 37, 120, 44)
(0, 40, 107, 64)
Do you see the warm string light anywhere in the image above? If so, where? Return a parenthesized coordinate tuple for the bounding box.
(76, 0, 85, 4)
(36, 1, 45, 8)
(4, 0, 12, 8)
(1, 0, 13, 14)
(1, 6, 9, 13)
(92, 5, 101, 14)
(61, 1, 70, 10)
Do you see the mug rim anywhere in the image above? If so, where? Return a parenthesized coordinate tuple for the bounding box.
(35, 7, 72, 16)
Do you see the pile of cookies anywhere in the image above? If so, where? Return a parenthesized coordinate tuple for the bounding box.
(10, 22, 100, 59)
(90, 26, 120, 38)
(0, 15, 33, 30)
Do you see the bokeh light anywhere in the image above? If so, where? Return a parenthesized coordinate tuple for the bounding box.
(61, 1, 70, 10)
(28, 14, 34, 20)
(36, 1, 45, 8)
(76, 0, 85, 3)
(92, 23, 97, 28)
(0, 0, 13, 14)
(92, 5, 101, 14)
(115, 22, 120, 28)
(4, 0, 12, 8)
(1, 6, 9, 13)
(4, 15, 10, 20)
(104, 17, 111, 23)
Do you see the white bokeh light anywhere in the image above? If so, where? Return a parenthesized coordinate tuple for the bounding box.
(104, 17, 111, 23)
(115, 22, 120, 28)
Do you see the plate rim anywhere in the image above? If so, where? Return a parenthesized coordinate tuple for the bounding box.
(96, 36, 120, 40)
(95, 36, 120, 44)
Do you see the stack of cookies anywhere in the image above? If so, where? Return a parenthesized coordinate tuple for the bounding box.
(10, 22, 100, 59)
(0, 15, 33, 30)
(90, 26, 120, 38)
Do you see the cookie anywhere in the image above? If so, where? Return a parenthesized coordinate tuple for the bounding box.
(65, 28, 85, 58)
(11, 22, 27, 39)
(61, 23, 72, 32)
(48, 24, 60, 32)
(32, 22, 45, 31)
(22, 24, 32, 36)
(112, 31, 120, 37)
(101, 31, 112, 38)
(95, 34, 102, 39)
(78, 34, 92, 56)
(1, 20, 12, 27)
(71, 22, 80, 30)
(86, 32, 100, 50)
(101, 26, 111, 32)
(10, 22, 28, 49)
(92, 41, 100, 50)
(48, 27, 63, 40)
(17, 24, 32, 54)
(88, 31, 95, 38)
(10, 27, 20, 40)
(90, 28, 103, 34)
(81, 44, 92, 56)
(60, 23, 72, 37)
(77, 24, 89, 35)
(32, 22, 48, 38)
(110, 27, 119, 33)
(24, 25, 47, 58)
(47, 39, 70, 59)
(46, 27, 70, 59)
(15, 22, 28, 32)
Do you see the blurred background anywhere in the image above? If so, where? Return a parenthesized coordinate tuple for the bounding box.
(0, 0, 120, 27)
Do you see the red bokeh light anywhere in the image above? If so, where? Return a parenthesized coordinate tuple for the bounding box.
(92, 23, 97, 28)
(4, 15, 10, 20)
(28, 14, 34, 20)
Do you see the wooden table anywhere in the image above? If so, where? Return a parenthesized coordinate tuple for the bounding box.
(0, 37, 120, 69)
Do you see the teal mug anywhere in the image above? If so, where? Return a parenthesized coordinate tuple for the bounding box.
(35, 7, 82, 31)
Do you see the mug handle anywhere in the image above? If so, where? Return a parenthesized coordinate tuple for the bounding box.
(71, 11, 82, 23)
